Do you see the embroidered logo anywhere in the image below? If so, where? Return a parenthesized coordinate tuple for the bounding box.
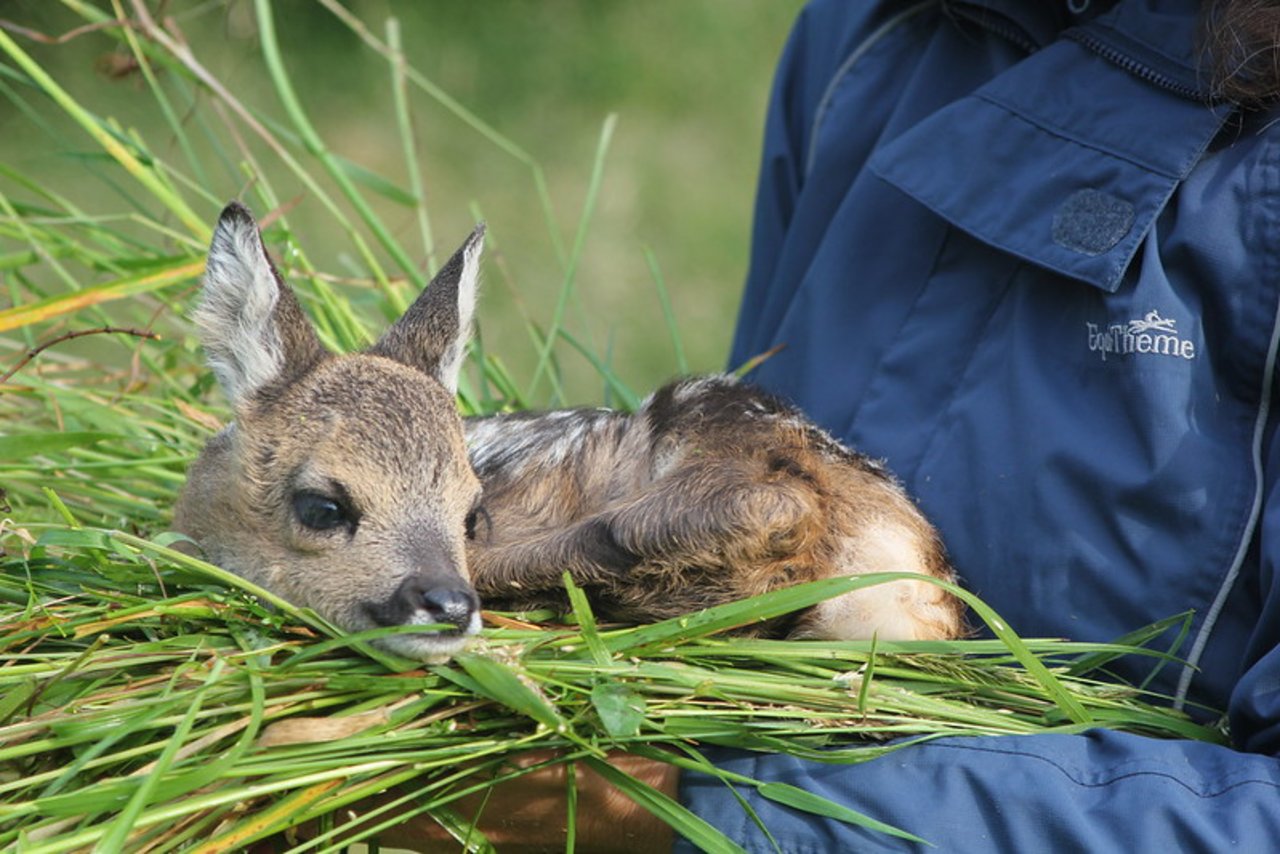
(1086, 310, 1196, 362)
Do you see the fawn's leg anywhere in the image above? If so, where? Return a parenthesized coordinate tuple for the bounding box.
(468, 515, 640, 596)
(469, 461, 819, 595)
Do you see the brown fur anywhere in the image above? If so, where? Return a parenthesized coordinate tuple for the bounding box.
(176, 204, 964, 662)
(465, 376, 963, 640)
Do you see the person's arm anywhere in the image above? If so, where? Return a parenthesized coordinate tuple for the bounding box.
(679, 729, 1280, 852)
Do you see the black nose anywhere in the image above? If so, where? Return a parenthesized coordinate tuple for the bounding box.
(420, 586, 478, 632)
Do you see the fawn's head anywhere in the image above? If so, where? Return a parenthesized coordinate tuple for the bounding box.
(175, 202, 485, 661)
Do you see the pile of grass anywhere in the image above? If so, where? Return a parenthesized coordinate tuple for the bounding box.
(0, 2, 1227, 851)
(0, 538, 1223, 851)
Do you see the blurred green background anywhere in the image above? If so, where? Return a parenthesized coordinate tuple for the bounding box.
(0, 0, 804, 404)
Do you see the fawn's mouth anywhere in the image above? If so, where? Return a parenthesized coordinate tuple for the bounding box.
(371, 614, 481, 662)
(357, 592, 483, 662)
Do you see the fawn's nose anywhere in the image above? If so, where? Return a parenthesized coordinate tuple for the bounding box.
(420, 586, 478, 633)
(366, 573, 480, 637)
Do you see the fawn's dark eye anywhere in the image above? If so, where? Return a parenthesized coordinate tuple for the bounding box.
(293, 490, 355, 533)
(464, 505, 487, 541)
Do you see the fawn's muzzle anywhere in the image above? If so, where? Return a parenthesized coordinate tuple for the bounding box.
(364, 573, 480, 637)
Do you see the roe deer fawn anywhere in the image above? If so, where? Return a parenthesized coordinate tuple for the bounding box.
(175, 203, 963, 661)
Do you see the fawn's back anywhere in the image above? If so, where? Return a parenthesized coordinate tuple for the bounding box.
(466, 375, 962, 640)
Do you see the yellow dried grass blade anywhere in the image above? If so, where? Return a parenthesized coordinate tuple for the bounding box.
(187, 779, 346, 853)
(0, 259, 203, 332)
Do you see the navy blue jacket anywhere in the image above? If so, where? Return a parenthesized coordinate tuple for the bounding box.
(680, 0, 1280, 849)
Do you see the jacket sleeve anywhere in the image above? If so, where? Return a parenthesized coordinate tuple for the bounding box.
(677, 729, 1280, 852)
(676, 417, 1280, 852)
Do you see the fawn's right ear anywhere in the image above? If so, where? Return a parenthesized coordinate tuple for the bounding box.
(195, 202, 327, 409)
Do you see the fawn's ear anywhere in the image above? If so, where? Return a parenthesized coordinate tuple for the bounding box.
(368, 224, 484, 395)
(196, 202, 327, 409)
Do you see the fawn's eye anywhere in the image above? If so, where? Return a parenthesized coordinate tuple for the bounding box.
(464, 505, 487, 541)
(293, 490, 355, 533)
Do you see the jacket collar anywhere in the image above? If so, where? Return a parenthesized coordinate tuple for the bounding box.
(869, 0, 1229, 292)
(945, 0, 1075, 51)
(1070, 0, 1208, 98)
(948, 0, 1208, 98)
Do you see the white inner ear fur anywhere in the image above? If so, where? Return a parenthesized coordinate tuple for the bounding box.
(435, 230, 482, 395)
(196, 215, 284, 406)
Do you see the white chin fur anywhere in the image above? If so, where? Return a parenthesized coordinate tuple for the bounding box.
(374, 610, 482, 663)
(376, 631, 472, 663)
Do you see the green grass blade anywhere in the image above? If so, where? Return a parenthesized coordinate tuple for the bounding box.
(450, 652, 567, 734)
(756, 782, 929, 846)
(583, 756, 745, 854)
(386, 16, 437, 274)
(644, 247, 689, 375)
(254, 0, 414, 305)
(314, 0, 567, 267)
(0, 28, 205, 238)
(529, 114, 617, 399)
(96, 659, 223, 851)
(0, 432, 115, 460)
(563, 572, 610, 666)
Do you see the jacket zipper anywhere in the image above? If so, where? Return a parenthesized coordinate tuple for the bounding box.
(947, 6, 1037, 54)
(1065, 29, 1210, 102)
(950, 1, 1210, 103)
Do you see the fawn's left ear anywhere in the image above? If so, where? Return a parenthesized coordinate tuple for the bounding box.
(368, 224, 484, 395)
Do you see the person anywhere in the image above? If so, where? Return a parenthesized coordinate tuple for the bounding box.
(676, 0, 1280, 849)
(391, 1, 1280, 849)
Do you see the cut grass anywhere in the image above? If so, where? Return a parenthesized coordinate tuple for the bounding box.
(0, 539, 1225, 852)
